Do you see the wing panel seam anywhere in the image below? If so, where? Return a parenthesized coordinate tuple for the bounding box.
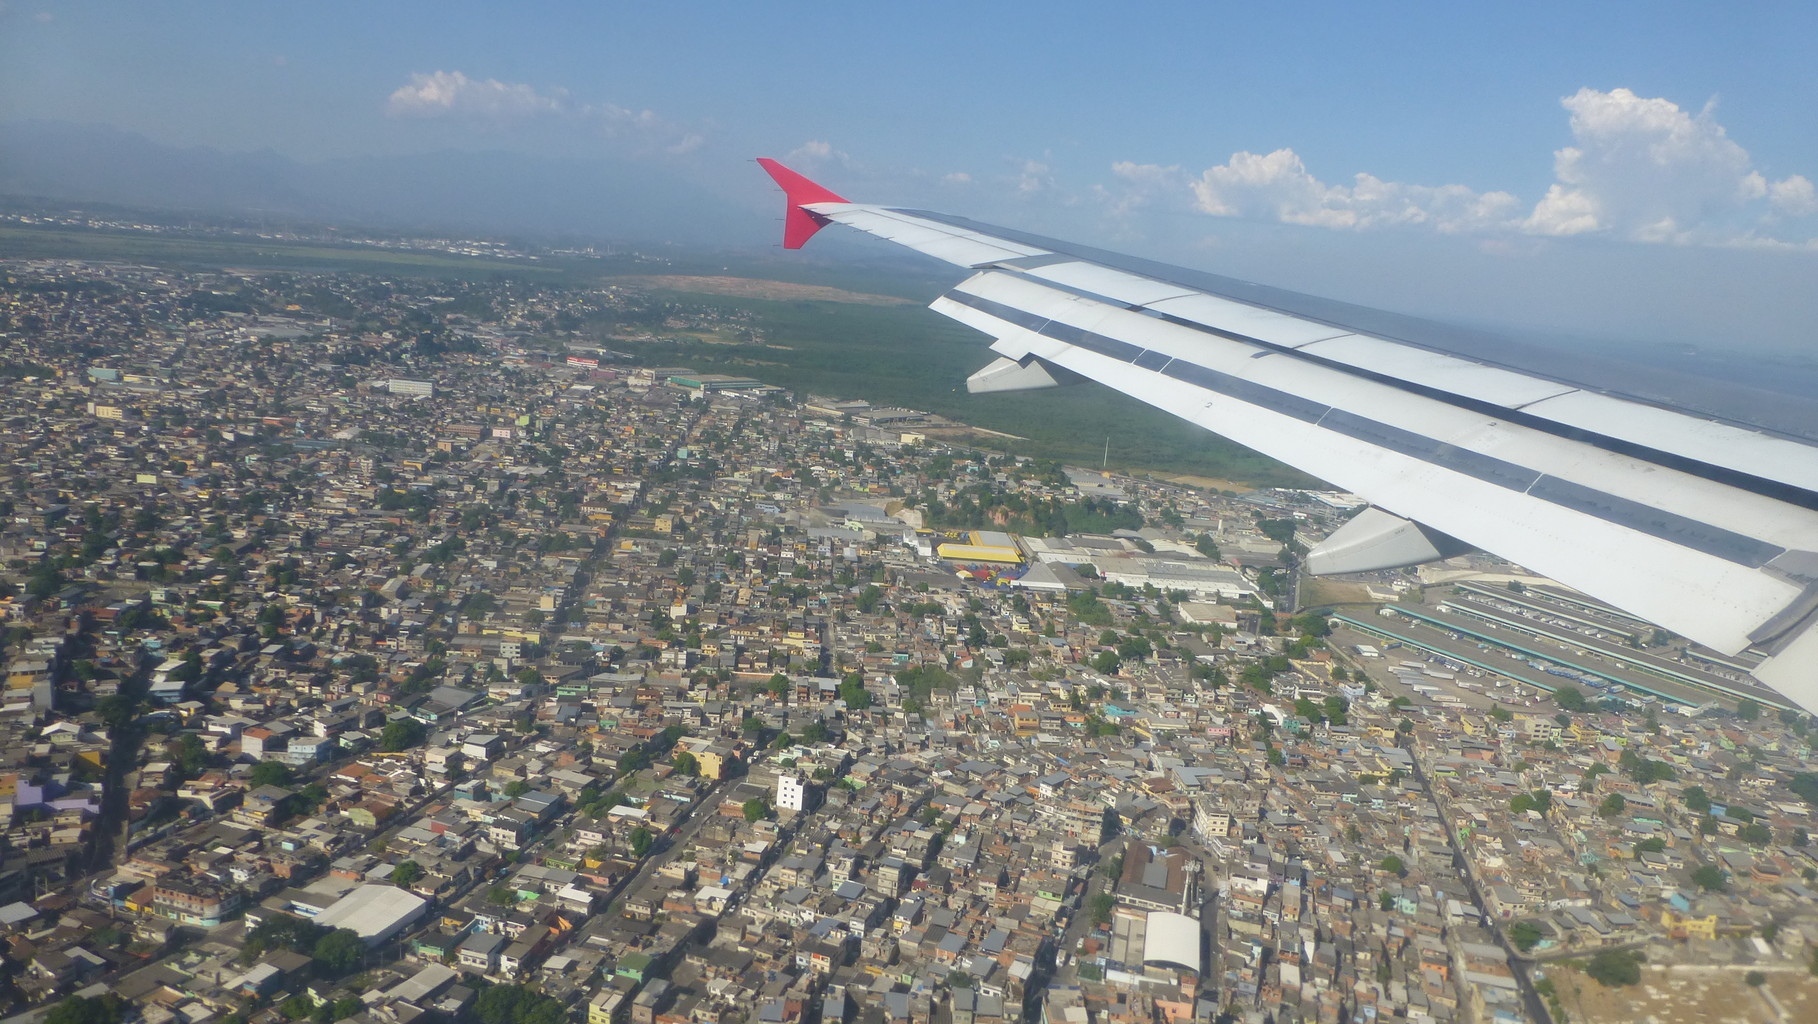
(939, 286, 1787, 569)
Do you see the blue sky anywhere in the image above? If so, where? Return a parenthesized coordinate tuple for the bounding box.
(4, 1, 1816, 350)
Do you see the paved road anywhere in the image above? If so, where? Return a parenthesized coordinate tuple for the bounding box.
(1404, 738, 1556, 1024)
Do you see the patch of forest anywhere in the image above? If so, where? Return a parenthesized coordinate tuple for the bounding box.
(605, 290, 1318, 486)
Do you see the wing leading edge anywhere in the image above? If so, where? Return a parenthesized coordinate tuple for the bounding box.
(757, 159, 1818, 715)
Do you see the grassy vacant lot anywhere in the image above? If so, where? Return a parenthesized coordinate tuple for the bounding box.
(616, 282, 1314, 486)
(1544, 961, 1817, 1024)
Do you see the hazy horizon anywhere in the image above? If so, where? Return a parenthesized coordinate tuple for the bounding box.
(4, 3, 1816, 358)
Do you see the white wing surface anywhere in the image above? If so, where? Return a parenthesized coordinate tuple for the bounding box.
(757, 159, 1818, 714)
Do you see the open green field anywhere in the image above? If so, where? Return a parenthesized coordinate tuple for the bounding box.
(618, 283, 1315, 486)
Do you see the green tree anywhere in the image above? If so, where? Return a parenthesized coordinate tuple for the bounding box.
(1553, 684, 1588, 712)
(94, 693, 136, 731)
(630, 826, 653, 857)
(855, 584, 883, 614)
(312, 929, 365, 976)
(1088, 892, 1115, 927)
(672, 752, 699, 776)
(250, 761, 293, 788)
(1691, 864, 1727, 891)
(45, 996, 126, 1024)
(1681, 785, 1712, 813)
(743, 797, 771, 822)
(390, 860, 424, 886)
(837, 674, 873, 710)
(1509, 920, 1542, 952)
(1737, 698, 1761, 721)
(1789, 772, 1818, 807)
(1584, 949, 1643, 987)
(379, 717, 426, 752)
(1598, 793, 1627, 818)
(168, 733, 209, 777)
(474, 985, 567, 1024)
(1379, 855, 1406, 877)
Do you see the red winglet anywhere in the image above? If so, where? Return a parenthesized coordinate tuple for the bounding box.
(757, 157, 848, 249)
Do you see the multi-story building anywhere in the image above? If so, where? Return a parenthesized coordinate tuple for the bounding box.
(152, 879, 243, 927)
(777, 773, 810, 813)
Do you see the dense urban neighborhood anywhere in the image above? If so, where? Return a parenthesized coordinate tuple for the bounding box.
(3, 253, 1817, 1024)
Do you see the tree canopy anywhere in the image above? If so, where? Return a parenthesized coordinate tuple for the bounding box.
(45, 996, 126, 1024)
(473, 984, 568, 1024)
(1584, 949, 1643, 987)
(312, 929, 365, 976)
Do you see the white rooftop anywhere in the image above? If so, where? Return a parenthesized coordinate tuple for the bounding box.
(312, 883, 427, 941)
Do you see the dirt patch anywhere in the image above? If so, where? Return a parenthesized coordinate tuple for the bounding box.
(1544, 962, 1815, 1024)
(606, 275, 913, 305)
(1148, 472, 1254, 493)
(921, 425, 1029, 443)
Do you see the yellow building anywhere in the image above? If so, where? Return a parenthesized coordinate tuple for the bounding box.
(931, 530, 1022, 564)
(1662, 909, 1718, 940)
(673, 737, 733, 780)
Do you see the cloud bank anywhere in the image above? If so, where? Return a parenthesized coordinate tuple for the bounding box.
(385, 70, 702, 154)
(1125, 88, 1814, 248)
(387, 71, 564, 119)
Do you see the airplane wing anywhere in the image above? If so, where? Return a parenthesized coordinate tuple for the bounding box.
(756, 158, 1818, 715)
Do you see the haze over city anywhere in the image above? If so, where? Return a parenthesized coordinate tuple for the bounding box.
(4, 7, 1818, 1024)
(3, 1, 1816, 353)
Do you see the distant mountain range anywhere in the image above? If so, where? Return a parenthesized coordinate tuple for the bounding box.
(0, 120, 761, 247)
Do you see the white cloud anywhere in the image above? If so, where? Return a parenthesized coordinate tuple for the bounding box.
(1152, 87, 1813, 247)
(785, 140, 849, 166)
(385, 70, 704, 155)
(1519, 87, 1811, 243)
(1015, 159, 1054, 195)
(1097, 161, 1189, 219)
(664, 133, 705, 156)
(1187, 148, 1518, 233)
(386, 70, 563, 119)
(942, 171, 973, 185)
(1768, 174, 1817, 217)
(1112, 161, 1185, 187)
